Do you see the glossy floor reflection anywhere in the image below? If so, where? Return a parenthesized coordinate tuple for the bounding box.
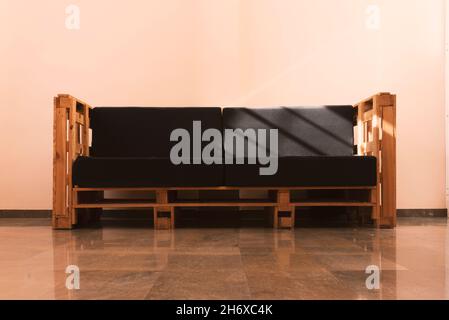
(0, 217, 448, 299)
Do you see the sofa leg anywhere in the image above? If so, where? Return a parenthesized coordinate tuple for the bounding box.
(273, 206, 295, 229)
(53, 215, 73, 229)
(154, 207, 175, 230)
(274, 190, 294, 229)
(276, 207, 295, 229)
(154, 190, 175, 230)
(379, 215, 395, 229)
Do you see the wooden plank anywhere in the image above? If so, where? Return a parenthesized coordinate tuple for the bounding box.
(354, 92, 392, 108)
(74, 202, 279, 209)
(279, 217, 293, 228)
(57, 94, 92, 110)
(155, 190, 174, 229)
(74, 186, 375, 192)
(357, 102, 364, 155)
(277, 189, 291, 211)
(56, 95, 78, 228)
(372, 95, 382, 227)
(372, 96, 380, 153)
(83, 104, 90, 156)
(154, 206, 175, 230)
(353, 92, 396, 228)
(292, 202, 374, 207)
(170, 207, 175, 229)
(156, 216, 171, 230)
(277, 190, 290, 204)
(74, 201, 374, 209)
(156, 190, 168, 204)
(380, 102, 397, 227)
(273, 207, 279, 228)
(53, 97, 68, 219)
(67, 98, 77, 227)
(377, 93, 395, 106)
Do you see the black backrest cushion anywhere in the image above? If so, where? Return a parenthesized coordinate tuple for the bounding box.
(222, 106, 354, 157)
(90, 107, 222, 157)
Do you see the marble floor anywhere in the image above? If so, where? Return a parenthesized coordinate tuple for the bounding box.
(0, 217, 448, 300)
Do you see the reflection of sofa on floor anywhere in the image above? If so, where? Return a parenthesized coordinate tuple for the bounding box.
(53, 93, 396, 229)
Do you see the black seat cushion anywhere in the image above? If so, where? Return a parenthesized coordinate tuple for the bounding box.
(224, 156, 376, 187)
(90, 107, 222, 157)
(73, 156, 223, 188)
(223, 106, 354, 156)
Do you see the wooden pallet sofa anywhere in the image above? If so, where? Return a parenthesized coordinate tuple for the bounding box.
(53, 93, 396, 230)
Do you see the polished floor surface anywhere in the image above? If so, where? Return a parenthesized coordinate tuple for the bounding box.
(0, 217, 448, 299)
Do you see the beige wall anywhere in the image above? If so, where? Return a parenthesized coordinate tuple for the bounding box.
(0, 0, 446, 209)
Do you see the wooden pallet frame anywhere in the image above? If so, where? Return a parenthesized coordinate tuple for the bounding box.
(354, 93, 397, 227)
(52, 93, 396, 229)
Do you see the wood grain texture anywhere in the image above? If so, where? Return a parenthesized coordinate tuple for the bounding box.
(52, 94, 92, 229)
(380, 98, 396, 227)
(353, 93, 396, 228)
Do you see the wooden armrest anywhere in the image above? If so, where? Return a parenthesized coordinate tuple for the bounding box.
(53, 94, 93, 228)
(353, 92, 396, 227)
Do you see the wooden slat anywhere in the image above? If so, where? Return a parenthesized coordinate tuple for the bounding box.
(74, 186, 375, 192)
(380, 101, 396, 227)
(74, 200, 375, 209)
(371, 96, 380, 156)
(75, 202, 279, 209)
(372, 95, 382, 227)
(376, 93, 395, 107)
(357, 102, 364, 155)
(278, 216, 293, 228)
(55, 95, 81, 229)
(67, 98, 77, 227)
(277, 190, 289, 204)
(353, 92, 396, 228)
(83, 104, 90, 156)
(58, 94, 92, 109)
(292, 202, 374, 207)
(277, 189, 291, 211)
(354, 92, 391, 108)
(53, 97, 68, 218)
(156, 190, 168, 204)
